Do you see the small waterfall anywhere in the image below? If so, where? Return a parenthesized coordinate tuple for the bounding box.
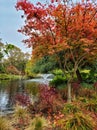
(27, 74, 54, 84)
(40, 74, 54, 84)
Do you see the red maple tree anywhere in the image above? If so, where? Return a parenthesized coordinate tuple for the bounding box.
(16, 0, 97, 102)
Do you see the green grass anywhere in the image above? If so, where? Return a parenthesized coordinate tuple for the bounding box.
(0, 73, 22, 80)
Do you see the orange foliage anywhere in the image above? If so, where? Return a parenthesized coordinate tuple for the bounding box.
(6, 65, 20, 75)
(16, 0, 97, 68)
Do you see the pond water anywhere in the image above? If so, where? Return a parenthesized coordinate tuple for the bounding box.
(0, 74, 53, 115)
(0, 79, 26, 115)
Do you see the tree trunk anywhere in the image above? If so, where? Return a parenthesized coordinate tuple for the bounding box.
(67, 81, 72, 103)
(76, 69, 83, 82)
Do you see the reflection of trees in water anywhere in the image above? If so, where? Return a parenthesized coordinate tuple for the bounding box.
(0, 91, 8, 110)
(0, 80, 10, 91)
(8, 80, 26, 107)
(6, 80, 19, 107)
(0, 80, 25, 108)
(17, 79, 25, 93)
(0, 79, 38, 109)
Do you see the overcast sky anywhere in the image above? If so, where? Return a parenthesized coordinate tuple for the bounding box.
(0, 0, 43, 53)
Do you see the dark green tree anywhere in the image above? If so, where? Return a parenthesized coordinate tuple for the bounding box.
(32, 55, 58, 73)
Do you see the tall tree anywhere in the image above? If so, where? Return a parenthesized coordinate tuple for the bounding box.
(0, 41, 14, 61)
(16, 0, 97, 102)
(0, 41, 14, 73)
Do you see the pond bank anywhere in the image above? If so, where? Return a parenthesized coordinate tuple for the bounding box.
(0, 74, 27, 80)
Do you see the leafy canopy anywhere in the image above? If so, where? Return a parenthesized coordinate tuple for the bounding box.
(16, 0, 97, 79)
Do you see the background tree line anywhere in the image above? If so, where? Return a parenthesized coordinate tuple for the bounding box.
(0, 40, 30, 75)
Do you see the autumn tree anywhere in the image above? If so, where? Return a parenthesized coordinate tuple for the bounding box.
(4, 45, 30, 74)
(16, 0, 97, 102)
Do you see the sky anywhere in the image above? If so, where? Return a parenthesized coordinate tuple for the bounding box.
(0, 0, 43, 53)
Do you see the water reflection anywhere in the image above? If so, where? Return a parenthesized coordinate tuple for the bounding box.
(0, 79, 40, 113)
(0, 91, 8, 109)
(0, 75, 53, 115)
(0, 80, 25, 111)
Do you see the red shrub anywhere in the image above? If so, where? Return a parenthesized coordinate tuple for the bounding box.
(32, 84, 64, 115)
(15, 93, 31, 106)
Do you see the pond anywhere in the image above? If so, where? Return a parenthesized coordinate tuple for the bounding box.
(0, 74, 53, 115)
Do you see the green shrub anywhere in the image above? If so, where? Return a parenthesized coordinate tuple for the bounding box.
(64, 113, 94, 130)
(32, 56, 58, 73)
(50, 75, 66, 88)
(62, 103, 81, 114)
(26, 116, 48, 130)
(52, 69, 64, 76)
(84, 100, 97, 112)
(78, 97, 88, 103)
(81, 82, 93, 89)
(53, 112, 94, 130)
(81, 69, 96, 83)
